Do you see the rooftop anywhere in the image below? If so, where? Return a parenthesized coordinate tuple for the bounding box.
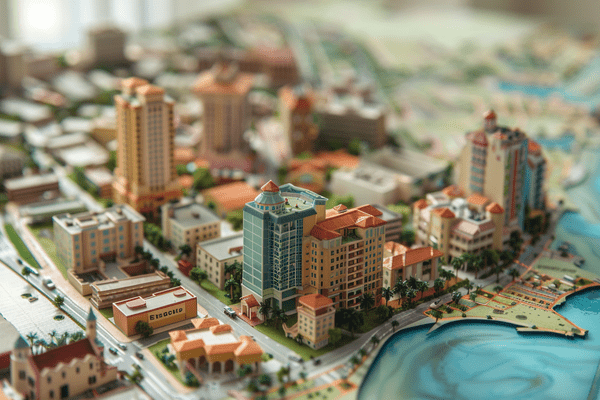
(384, 242, 443, 270)
(193, 64, 254, 96)
(204, 181, 260, 212)
(362, 147, 448, 180)
(113, 286, 196, 317)
(299, 294, 333, 310)
(168, 201, 220, 228)
(53, 205, 145, 234)
(92, 272, 169, 293)
(311, 205, 386, 240)
(5, 173, 58, 191)
(31, 338, 97, 372)
(197, 233, 243, 261)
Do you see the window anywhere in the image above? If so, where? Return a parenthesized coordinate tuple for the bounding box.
(19, 371, 25, 380)
(76, 367, 80, 374)
(62, 372, 66, 378)
(48, 377, 51, 383)
(88, 376, 97, 384)
(50, 390, 54, 398)
(90, 363, 93, 370)
(90, 233, 95, 238)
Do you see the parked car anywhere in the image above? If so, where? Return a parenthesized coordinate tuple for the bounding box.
(26, 266, 39, 276)
(135, 351, 144, 360)
(313, 358, 321, 366)
(43, 277, 55, 290)
(288, 355, 302, 363)
(16, 258, 22, 265)
(224, 306, 236, 318)
(118, 343, 127, 351)
(108, 347, 118, 355)
(28, 297, 38, 303)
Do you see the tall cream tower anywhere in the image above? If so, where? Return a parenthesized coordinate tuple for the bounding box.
(112, 77, 181, 216)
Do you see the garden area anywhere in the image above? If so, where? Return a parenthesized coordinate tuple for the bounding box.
(186, 259, 243, 306)
(4, 223, 39, 268)
(28, 222, 68, 278)
(148, 339, 199, 387)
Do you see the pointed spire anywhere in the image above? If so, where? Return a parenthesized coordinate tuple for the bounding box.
(14, 336, 29, 349)
(261, 180, 280, 193)
(87, 307, 97, 322)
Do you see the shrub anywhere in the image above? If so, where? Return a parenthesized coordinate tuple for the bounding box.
(486, 315, 492, 319)
(462, 313, 467, 318)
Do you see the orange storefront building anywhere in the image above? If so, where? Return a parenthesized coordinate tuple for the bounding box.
(113, 286, 197, 336)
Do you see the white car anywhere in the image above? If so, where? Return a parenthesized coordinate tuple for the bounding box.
(43, 278, 55, 290)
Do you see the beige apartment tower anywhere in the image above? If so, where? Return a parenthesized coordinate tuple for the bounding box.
(112, 77, 181, 215)
(193, 63, 253, 154)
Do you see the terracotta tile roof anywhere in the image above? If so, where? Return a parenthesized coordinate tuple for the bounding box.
(169, 330, 188, 343)
(251, 46, 296, 65)
(384, 241, 409, 256)
(311, 206, 386, 240)
(192, 317, 220, 330)
(192, 68, 254, 96)
(172, 337, 206, 353)
(470, 129, 488, 146)
(204, 182, 260, 212)
(205, 343, 239, 356)
(122, 77, 148, 89)
(0, 351, 10, 371)
(299, 294, 333, 310)
(413, 199, 428, 209)
(355, 204, 383, 217)
(210, 324, 233, 334)
(174, 148, 196, 164)
(313, 150, 360, 169)
(261, 180, 279, 192)
(136, 84, 165, 96)
(241, 294, 259, 308)
(288, 158, 327, 171)
(528, 140, 542, 155)
(442, 185, 464, 198)
(384, 246, 443, 270)
(31, 339, 97, 371)
(178, 175, 194, 189)
(484, 109, 496, 120)
(432, 207, 455, 219)
(466, 193, 490, 206)
(486, 202, 504, 214)
(234, 337, 264, 357)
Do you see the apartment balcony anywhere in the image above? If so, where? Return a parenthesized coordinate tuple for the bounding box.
(348, 272, 363, 282)
(347, 250, 364, 260)
(347, 280, 363, 290)
(347, 258, 364, 267)
(343, 234, 363, 245)
(347, 242, 364, 251)
(347, 292, 362, 300)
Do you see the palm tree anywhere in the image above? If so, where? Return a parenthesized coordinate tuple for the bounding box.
(350, 356, 361, 368)
(433, 278, 445, 295)
(417, 280, 429, 300)
(358, 292, 375, 311)
(406, 289, 416, 306)
(381, 287, 393, 306)
(393, 280, 408, 301)
(346, 309, 364, 337)
(407, 276, 419, 290)
(465, 280, 474, 295)
(493, 285, 503, 293)
(358, 348, 367, 358)
(509, 268, 520, 282)
(70, 331, 84, 341)
(224, 278, 239, 299)
(451, 291, 462, 304)
(26, 332, 38, 347)
(451, 255, 463, 276)
(391, 320, 399, 332)
(370, 335, 380, 350)
(48, 330, 57, 345)
(493, 263, 504, 283)
(472, 255, 485, 279)
(431, 309, 443, 323)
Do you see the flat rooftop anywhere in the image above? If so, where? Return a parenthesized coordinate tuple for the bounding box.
(4, 174, 59, 191)
(197, 233, 243, 261)
(171, 202, 220, 228)
(20, 198, 87, 216)
(53, 205, 145, 234)
(114, 287, 196, 317)
(93, 272, 169, 293)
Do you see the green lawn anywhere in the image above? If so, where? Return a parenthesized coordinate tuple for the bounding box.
(465, 305, 496, 318)
(148, 339, 187, 386)
(199, 279, 239, 306)
(294, 385, 341, 400)
(254, 323, 356, 360)
(3, 223, 39, 268)
(265, 380, 316, 400)
(98, 308, 114, 320)
(28, 223, 68, 279)
(491, 295, 516, 305)
(358, 311, 390, 333)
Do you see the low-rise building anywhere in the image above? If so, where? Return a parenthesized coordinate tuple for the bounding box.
(5, 174, 60, 204)
(169, 317, 263, 378)
(19, 198, 87, 224)
(53, 205, 145, 274)
(0, 120, 22, 143)
(413, 189, 506, 262)
(83, 168, 113, 199)
(382, 243, 443, 297)
(161, 200, 221, 263)
(10, 309, 118, 400)
(296, 294, 335, 349)
(0, 146, 25, 180)
(90, 271, 171, 309)
(196, 233, 243, 290)
(113, 287, 198, 336)
(202, 181, 260, 219)
(371, 204, 402, 243)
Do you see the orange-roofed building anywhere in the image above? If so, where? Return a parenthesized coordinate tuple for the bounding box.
(279, 85, 318, 155)
(383, 243, 443, 298)
(307, 204, 387, 309)
(168, 318, 263, 378)
(202, 181, 260, 218)
(112, 78, 181, 216)
(414, 187, 507, 263)
(285, 294, 335, 349)
(193, 63, 253, 154)
(457, 110, 528, 231)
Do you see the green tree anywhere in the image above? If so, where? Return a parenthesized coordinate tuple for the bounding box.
(381, 287, 393, 306)
(470, 292, 477, 302)
(70, 331, 84, 341)
(178, 244, 192, 257)
(237, 364, 253, 378)
(277, 166, 288, 185)
(493, 285, 503, 293)
(465, 279, 474, 295)
(391, 320, 399, 332)
(509, 268, 520, 282)
(417, 280, 429, 299)
(53, 295, 65, 308)
(176, 164, 188, 176)
(328, 328, 342, 345)
(451, 256, 464, 277)
(26, 332, 38, 347)
(135, 321, 153, 338)
(433, 278, 445, 295)
(348, 138, 362, 156)
(21, 267, 31, 278)
(226, 210, 243, 231)
(431, 309, 443, 323)
(106, 151, 117, 172)
(258, 301, 271, 322)
(358, 292, 375, 311)
(224, 278, 239, 300)
(258, 373, 272, 387)
(451, 291, 462, 304)
(192, 167, 214, 191)
(369, 335, 380, 349)
(406, 289, 416, 306)
(393, 280, 408, 300)
(509, 231, 523, 256)
(346, 309, 364, 337)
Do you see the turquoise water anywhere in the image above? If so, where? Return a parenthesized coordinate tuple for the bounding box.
(359, 288, 600, 400)
(535, 135, 575, 152)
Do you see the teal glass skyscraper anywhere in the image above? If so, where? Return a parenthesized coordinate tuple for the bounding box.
(242, 180, 326, 312)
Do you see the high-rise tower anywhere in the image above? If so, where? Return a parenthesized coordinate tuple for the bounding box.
(112, 77, 181, 216)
